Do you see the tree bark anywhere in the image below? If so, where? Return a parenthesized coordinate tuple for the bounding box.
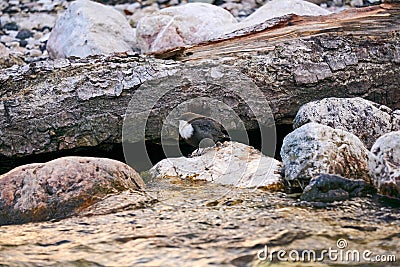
(0, 3, 399, 169)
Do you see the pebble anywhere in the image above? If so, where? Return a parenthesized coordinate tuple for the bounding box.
(0, 35, 15, 43)
(33, 31, 43, 40)
(39, 32, 50, 43)
(9, 0, 20, 5)
(16, 29, 33, 39)
(126, 4, 159, 27)
(39, 43, 46, 52)
(19, 39, 27, 47)
(188, 0, 214, 3)
(5, 5, 21, 13)
(333, 0, 343, 6)
(6, 30, 18, 38)
(3, 22, 19, 31)
(350, 0, 364, 7)
(0, 14, 10, 26)
(0, 1, 8, 11)
(7, 41, 19, 48)
(114, 3, 141, 15)
(29, 49, 42, 57)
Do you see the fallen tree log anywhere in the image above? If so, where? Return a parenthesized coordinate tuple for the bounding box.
(0, 3, 399, 172)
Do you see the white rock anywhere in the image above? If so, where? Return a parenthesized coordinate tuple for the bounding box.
(39, 32, 51, 43)
(9, 0, 19, 6)
(239, 0, 331, 29)
(47, 0, 137, 59)
(127, 3, 159, 28)
(114, 2, 141, 15)
(26, 37, 41, 50)
(0, 35, 15, 43)
(369, 131, 400, 199)
(6, 30, 18, 38)
(15, 13, 56, 30)
(188, 0, 214, 4)
(350, 0, 364, 7)
(136, 3, 237, 53)
(33, 31, 43, 40)
(221, 3, 242, 18)
(29, 49, 43, 57)
(293, 97, 397, 149)
(0, 2, 8, 14)
(6, 41, 20, 48)
(280, 122, 371, 188)
(0, 43, 10, 61)
(150, 141, 284, 190)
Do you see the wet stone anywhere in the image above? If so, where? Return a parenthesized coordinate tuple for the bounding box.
(3, 22, 18, 31)
(301, 174, 376, 203)
(15, 29, 33, 39)
(18, 39, 27, 47)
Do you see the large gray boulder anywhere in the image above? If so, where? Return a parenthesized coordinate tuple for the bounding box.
(136, 3, 237, 53)
(0, 156, 145, 225)
(280, 122, 371, 188)
(293, 97, 399, 149)
(150, 141, 284, 190)
(369, 131, 400, 199)
(47, 0, 137, 58)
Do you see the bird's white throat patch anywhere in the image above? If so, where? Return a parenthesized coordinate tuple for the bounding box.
(179, 120, 194, 139)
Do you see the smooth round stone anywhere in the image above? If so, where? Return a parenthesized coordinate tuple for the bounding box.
(16, 29, 33, 39)
(19, 39, 27, 47)
(0, 35, 15, 43)
(3, 22, 19, 31)
(29, 49, 42, 57)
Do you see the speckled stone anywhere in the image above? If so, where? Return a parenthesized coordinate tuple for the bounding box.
(281, 122, 371, 188)
(293, 97, 397, 149)
(369, 131, 400, 199)
(150, 141, 284, 190)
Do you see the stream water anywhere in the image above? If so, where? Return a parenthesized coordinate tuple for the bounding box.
(0, 176, 399, 266)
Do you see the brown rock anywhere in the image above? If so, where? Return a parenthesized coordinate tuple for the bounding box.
(0, 156, 145, 225)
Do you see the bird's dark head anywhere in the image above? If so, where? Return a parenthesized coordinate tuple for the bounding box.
(178, 112, 230, 150)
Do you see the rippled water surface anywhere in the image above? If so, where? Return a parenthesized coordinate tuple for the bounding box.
(0, 178, 399, 266)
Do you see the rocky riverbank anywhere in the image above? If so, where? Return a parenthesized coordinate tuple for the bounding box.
(0, 0, 399, 265)
(1, 95, 399, 225)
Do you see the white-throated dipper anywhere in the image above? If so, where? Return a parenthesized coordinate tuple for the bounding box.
(178, 112, 230, 153)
